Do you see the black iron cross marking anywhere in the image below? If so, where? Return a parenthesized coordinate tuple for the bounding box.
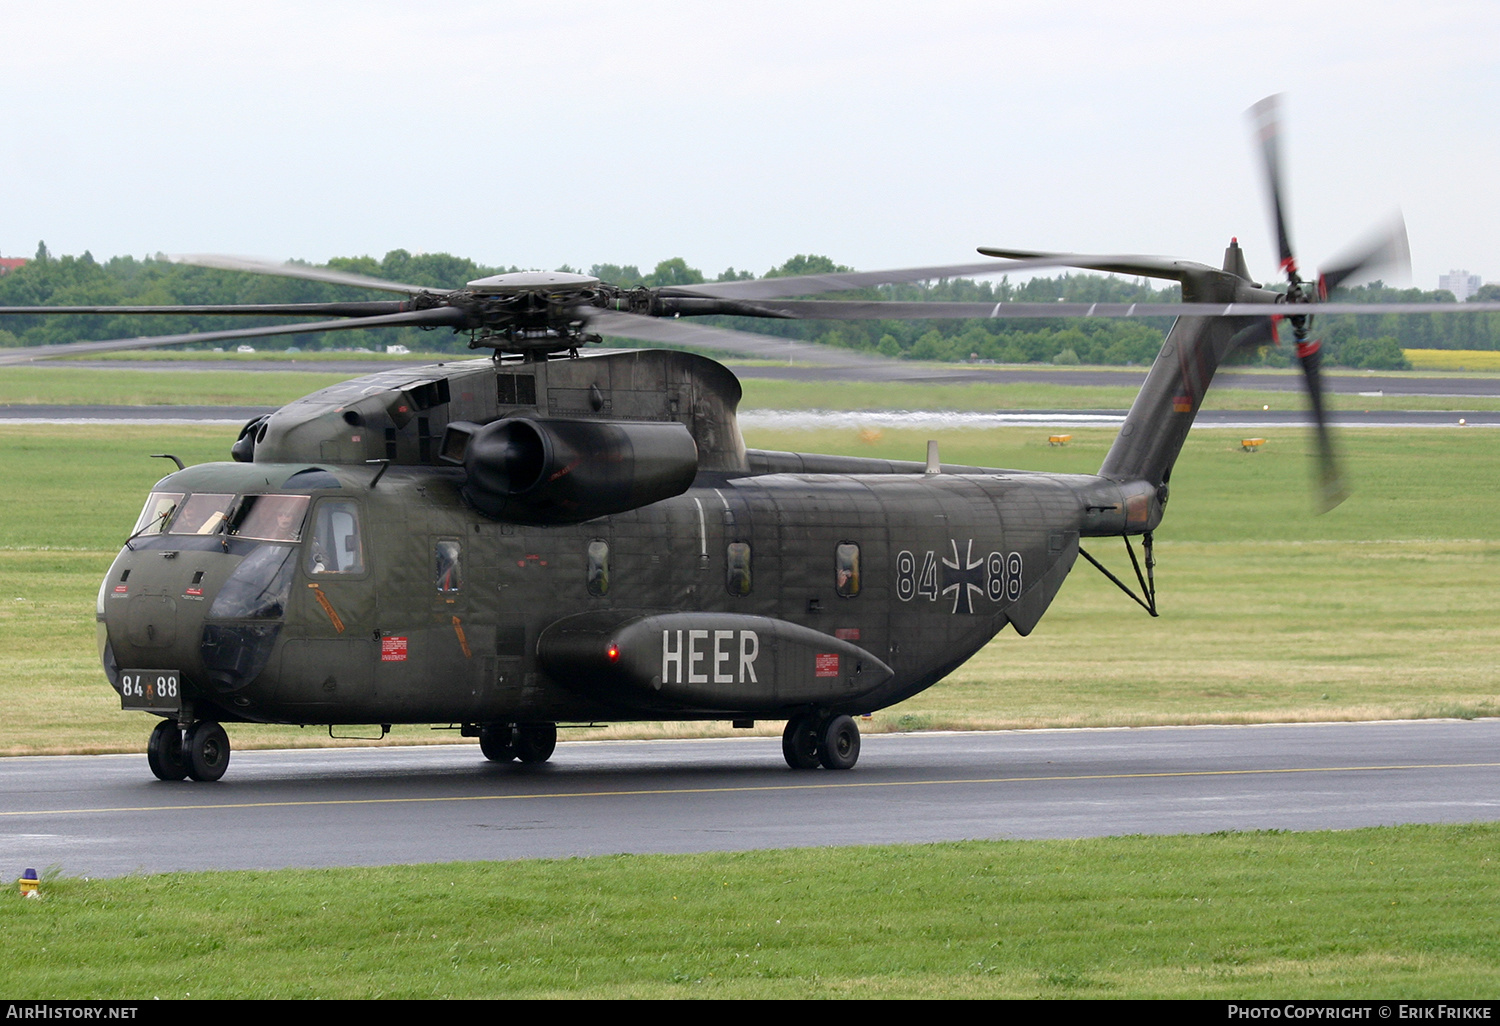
(941, 539, 986, 615)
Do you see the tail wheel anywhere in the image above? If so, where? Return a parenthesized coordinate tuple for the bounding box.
(781, 715, 820, 770)
(818, 715, 860, 771)
(184, 721, 230, 782)
(513, 722, 557, 764)
(479, 724, 516, 763)
(147, 719, 188, 781)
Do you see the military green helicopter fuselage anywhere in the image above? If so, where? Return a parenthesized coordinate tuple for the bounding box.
(93, 241, 1294, 781)
(98, 337, 1180, 777)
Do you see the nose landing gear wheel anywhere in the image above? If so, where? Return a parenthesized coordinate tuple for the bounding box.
(147, 719, 188, 781)
(184, 721, 230, 782)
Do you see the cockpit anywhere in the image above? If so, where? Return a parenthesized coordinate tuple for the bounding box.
(103, 468, 369, 704)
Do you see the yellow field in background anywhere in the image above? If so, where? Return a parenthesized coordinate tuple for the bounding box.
(1403, 348, 1500, 371)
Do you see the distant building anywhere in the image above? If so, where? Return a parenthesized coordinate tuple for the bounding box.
(0, 257, 26, 276)
(1439, 269, 1482, 301)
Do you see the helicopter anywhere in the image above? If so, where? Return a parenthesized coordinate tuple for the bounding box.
(4, 96, 1495, 782)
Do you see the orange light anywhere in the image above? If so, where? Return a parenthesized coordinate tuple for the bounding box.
(606, 642, 619, 662)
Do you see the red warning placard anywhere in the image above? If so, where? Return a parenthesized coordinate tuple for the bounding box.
(381, 636, 408, 662)
(814, 653, 839, 677)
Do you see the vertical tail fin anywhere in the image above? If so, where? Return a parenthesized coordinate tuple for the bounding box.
(1098, 240, 1280, 495)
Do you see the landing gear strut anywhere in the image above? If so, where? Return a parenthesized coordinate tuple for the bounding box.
(782, 713, 861, 771)
(147, 719, 230, 782)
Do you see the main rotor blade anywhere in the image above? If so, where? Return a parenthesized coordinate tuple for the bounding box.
(0, 301, 410, 318)
(975, 248, 1220, 283)
(0, 307, 468, 365)
(1318, 215, 1412, 295)
(578, 308, 889, 367)
(740, 299, 1500, 320)
(1247, 94, 1298, 275)
(661, 257, 1088, 301)
(170, 254, 455, 297)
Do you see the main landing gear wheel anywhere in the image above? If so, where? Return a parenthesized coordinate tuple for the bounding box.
(818, 715, 860, 771)
(782, 715, 821, 770)
(479, 724, 516, 763)
(184, 721, 230, 782)
(512, 722, 557, 764)
(782, 713, 861, 770)
(147, 719, 188, 781)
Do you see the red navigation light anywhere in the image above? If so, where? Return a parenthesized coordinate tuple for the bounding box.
(606, 642, 620, 662)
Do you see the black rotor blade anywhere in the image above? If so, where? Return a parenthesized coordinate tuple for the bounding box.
(0, 306, 468, 365)
(1317, 215, 1412, 295)
(1293, 336, 1348, 513)
(1247, 94, 1298, 276)
(0, 301, 410, 318)
(975, 247, 1218, 284)
(720, 298, 1500, 320)
(660, 256, 1098, 301)
(169, 254, 456, 297)
(577, 308, 889, 367)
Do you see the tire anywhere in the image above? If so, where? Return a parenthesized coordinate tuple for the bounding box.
(147, 720, 188, 781)
(184, 721, 231, 782)
(479, 724, 516, 763)
(513, 722, 557, 764)
(817, 715, 860, 771)
(782, 715, 820, 770)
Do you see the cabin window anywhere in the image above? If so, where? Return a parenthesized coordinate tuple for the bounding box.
(586, 540, 610, 597)
(435, 540, 462, 592)
(230, 494, 310, 542)
(726, 541, 752, 597)
(835, 542, 861, 598)
(167, 493, 235, 536)
(308, 500, 364, 574)
(132, 492, 184, 537)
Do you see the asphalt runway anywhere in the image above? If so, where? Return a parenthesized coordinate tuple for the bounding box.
(2, 720, 1496, 878)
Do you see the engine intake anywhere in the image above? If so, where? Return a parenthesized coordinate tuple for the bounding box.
(443, 417, 698, 523)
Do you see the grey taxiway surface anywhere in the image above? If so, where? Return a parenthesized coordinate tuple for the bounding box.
(2, 721, 1496, 878)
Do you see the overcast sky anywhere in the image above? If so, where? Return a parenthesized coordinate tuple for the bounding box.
(3, 1, 1495, 289)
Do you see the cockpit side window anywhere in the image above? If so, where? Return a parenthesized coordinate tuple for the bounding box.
(231, 494, 310, 542)
(308, 500, 365, 574)
(167, 493, 235, 536)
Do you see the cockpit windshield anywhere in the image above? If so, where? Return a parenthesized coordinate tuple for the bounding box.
(167, 493, 236, 536)
(230, 494, 310, 542)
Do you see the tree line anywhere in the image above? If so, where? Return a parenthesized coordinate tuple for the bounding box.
(1, 243, 1488, 370)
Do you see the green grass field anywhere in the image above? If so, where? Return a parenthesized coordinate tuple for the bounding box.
(5, 826, 1496, 998)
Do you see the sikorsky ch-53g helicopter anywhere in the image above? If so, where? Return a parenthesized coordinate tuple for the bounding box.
(4, 97, 1494, 781)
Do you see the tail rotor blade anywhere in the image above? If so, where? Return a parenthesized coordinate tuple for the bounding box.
(1317, 214, 1412, 296)
(1247, 94, 1298, 277)
(1294, 336, 1349, 512)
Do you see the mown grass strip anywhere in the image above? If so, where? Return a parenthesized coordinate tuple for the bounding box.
(4, 825, 1496, 998)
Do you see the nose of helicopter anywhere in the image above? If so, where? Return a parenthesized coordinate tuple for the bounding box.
(99, 540, 292, 709)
